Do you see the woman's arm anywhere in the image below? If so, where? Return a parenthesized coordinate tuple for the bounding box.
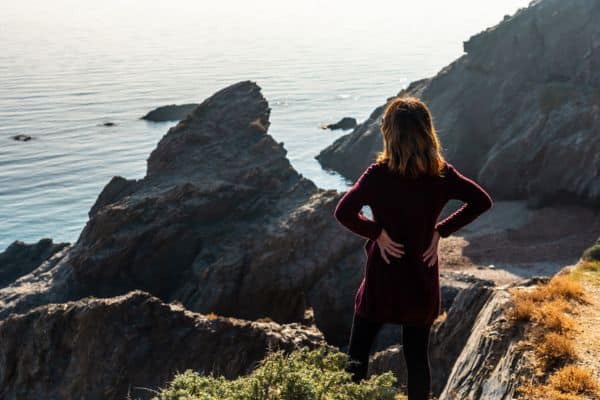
(434, 163, 493, 238)
(333, 163, 383, 241)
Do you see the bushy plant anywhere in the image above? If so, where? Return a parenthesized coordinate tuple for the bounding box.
(581, 242, 600, 262)
(152, 346, 399, 400)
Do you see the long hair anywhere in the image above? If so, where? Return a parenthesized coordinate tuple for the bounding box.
(376, 96, 446, 178)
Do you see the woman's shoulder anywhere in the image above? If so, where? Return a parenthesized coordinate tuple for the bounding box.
(362, 161, 386, 176)
(437, 160, 461, 178)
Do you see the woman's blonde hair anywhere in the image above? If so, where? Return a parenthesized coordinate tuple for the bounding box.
(376, 96, 446, 178)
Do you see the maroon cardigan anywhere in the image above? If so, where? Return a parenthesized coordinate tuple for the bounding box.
(333, 160, 493, 325)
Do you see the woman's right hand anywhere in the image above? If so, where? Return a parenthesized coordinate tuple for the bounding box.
(376, 228, 404, 264)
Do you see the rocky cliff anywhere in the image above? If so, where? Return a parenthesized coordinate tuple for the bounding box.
(317, 0, 600, 206)
(0, 238, 69, 288)
(0, 291, 326, 400)
(0, 81, 370, 347)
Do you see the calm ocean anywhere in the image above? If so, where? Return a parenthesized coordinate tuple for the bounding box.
(0, 0, 530, 250)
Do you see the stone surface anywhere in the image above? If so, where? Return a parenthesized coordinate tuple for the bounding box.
(437, 287, 531, 400)
(0, 239, 69, 288)
(141, 103, 200, 121)
(11, 134, 32, 141)
(0, 290, 327, 400)
(321, 117, 357, 130)
(0, 81, 367, 347)
(317, 0, 600, 206)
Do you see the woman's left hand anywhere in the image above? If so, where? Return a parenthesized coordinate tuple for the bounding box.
(422, 229, 441, 268)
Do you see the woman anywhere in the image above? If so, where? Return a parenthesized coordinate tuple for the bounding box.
(333, 96, 493, 400)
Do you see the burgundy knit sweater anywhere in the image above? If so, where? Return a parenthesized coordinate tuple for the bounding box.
(333, 160, 493, 325)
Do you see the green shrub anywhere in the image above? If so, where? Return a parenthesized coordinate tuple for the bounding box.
(582, 242, 600, 262)
(152, 346, 398, 400)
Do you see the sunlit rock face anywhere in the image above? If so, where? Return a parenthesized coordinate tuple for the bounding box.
(0, 81, 370, 346)
(317, 0, 600, 207)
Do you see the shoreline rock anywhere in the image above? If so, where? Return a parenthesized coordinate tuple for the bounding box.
(316, 0, 600, 207)
(0, 81, 367, 348)
(141, 103, 200, 122)
(320, 117, 357, 131)
(0, 238, 69, 289)
(11, 134, 32, 141)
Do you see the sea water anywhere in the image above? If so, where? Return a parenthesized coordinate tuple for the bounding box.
(0, 0, 531, 250)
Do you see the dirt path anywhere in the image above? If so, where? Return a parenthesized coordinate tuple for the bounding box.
(437, 201, 599, 285)
(573, 278, 600, 383)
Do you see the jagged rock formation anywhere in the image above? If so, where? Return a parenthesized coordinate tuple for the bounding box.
(437, 286, 532, 399)
(369, 279, 496, 396)
(141, 103, 200, 121)
(0, 81, 369, 347)
(317, 0, 600, 206)
(0, 291, 326, 400)
(0, 239, 69, 288)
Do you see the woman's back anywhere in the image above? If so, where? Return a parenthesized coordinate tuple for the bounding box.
(368, 161, 449, 263)
(335, 160, 492, 265)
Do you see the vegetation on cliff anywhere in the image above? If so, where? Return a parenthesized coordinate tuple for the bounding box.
(510, 242, 600, 399)
(152, 346, 403, 400)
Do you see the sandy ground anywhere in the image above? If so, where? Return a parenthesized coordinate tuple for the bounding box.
(573, 278, 600, 384)
(438, 201, 599, 285)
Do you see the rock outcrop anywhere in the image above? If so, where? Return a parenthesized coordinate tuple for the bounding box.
(0, 81, 369, 347)
(141, 103, 200, 122)
(0, 290, 326, 400)
(0, 239, 69, 288)
(437, 285, 533, 400)
(317, 0, 600, 206)
(11, 134, 32, 141)
(321, 117, 357, 131)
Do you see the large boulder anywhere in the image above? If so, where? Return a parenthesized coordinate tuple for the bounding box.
(0, 238, 69, 288)
(0, 81, 367, 346)
(0, 290, 326, 400)
(317, 0, 600, 206)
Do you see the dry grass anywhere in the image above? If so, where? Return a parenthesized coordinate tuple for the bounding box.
(435, 310, 447, 323)
(539, 332, 577, 368)
(205, 312, 219, 320)
(520, 365, 600, 399)
(548, 365, 599, 395)
(514, 275, 587, 305)
(534, 299, 576, 333)
(512, 249, 600, 399)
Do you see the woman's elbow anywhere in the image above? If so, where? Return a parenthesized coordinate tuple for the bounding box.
(333, 204, 345, 223)
(481, 193, 493, 211)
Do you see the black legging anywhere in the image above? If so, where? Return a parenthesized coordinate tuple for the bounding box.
(345, 312, 432, 400)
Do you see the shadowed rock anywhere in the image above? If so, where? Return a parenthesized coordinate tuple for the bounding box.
(317, 0, 600, 206)
(321, 117, 357, 131)
(141, 103, 200, 122)
(437, 286, 531, 399)
(0, 290, 327, 400)
(0, 81, 368, 347)
(11, 134, 32, 141)
(0, 239, 69, 288)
